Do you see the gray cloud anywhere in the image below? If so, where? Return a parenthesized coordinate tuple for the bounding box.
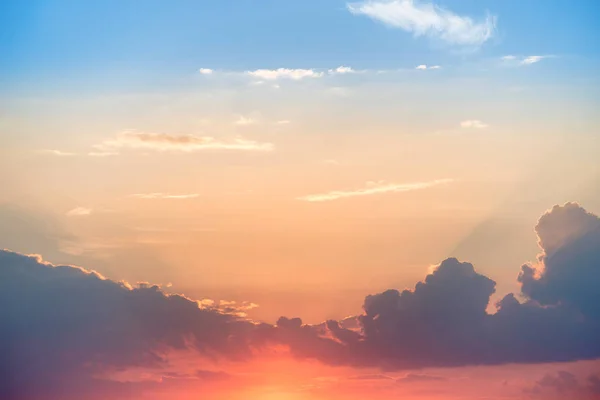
(2, 203, 600, 399)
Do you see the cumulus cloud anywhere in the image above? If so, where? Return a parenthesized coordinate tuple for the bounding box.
(3, 203, 600, 398)
(246, 68, 324, 80)
(348, 0, 496, 47)
(0, 250, 262, 399)
(198, 68, 214, 75)
(66, 207, 92, 217)
(460, 120, 488, 129)
(95, 130, 274, 152)
(519, 202, 600, 319)
(298, 179, 453, 202)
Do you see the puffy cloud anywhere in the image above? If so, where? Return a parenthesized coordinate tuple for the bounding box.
(2, 203, 600, 399)
(94, 130, 274, 152)
(198, 68, 214, 75)
(348, 0, 496, 47)
(519, 203, 600, 319)
(0, 250, 260, 398)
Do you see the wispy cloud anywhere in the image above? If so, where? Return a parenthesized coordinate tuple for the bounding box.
(38, 149, 75, 156)
(460, 120, 488, 129)
(501, 55, 554, 66)
(198, 68, 214, 75)
(233, 116, 257, 126)
(416, 64, 441, 70)
(298, 179, 453, 202)
(95, 130, 274, 152)
(66, 207, 92, 217)
(347, 0, 496, 47)
(246, 68, 324, 80)
(88, 151, 119, 157)
(129, 193, 200, 200)
(275, 120, 291, 125)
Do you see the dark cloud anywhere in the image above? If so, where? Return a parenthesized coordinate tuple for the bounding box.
(396, 373, 446, 383)
(525, 371, 600, 399)
(519, 202, 600, 319)
(2, 203, 600, 399)
(0, 250, 257, 399)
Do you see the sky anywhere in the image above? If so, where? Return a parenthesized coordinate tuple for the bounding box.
(1, 1, 600, 399)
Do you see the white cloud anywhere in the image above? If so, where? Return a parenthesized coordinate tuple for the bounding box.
(95, 130, 274, 152)
(88, 151, 119, 157)
(347, 0, 496, 47)
(234, 116, 257, 126)
(276, 120, 291, 125)
(416, 64, 441, 70)
(328, 66, 356, 75)
(38, 149, 75, 156)
(298, 179, 453, 202)
(520, 55, 548, 65)
(460, 120, 488, 129)
(199, 68, 214, 75)
(129, 193, 200, 200)
(66, 207, 92, 217)
(246, 68, 324, 80)
(501, 55, 553, 66)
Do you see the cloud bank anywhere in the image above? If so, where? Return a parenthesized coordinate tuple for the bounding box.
(2, 203, 600, 398)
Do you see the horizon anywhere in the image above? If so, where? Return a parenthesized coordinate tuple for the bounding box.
(1, 1, 600, 399)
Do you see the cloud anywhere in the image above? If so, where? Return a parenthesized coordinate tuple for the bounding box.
(519, 202, 600, 319)
(129, 193, 200, 200)
(348, 0, 496, 47)
(233, 116, 257, 126)
(95, 130, 274, 152)
(501, 55, 554, 66)
(416, 64, 441, 70)
(3, 203, 600, 399)
(66, 207, 92, 217)
(525, 371, 600, 399)
(460, 120, 488, 129)
(298, 179, 453, 202)
(275, 120, 291, 125)
(0, 250, 261, 399)
(38, 149, 75, 156)
(246, 68, 324, 80)
(397, 373, 446, 383)
(328, 66, 356, 75)
(198, 68, 214, 75)
(88, 151, 119, 157)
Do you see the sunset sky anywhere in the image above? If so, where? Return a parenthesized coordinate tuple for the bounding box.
(1, 1, 600, 399)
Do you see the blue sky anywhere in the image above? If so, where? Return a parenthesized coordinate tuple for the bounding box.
(1, 0, 599, 92)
